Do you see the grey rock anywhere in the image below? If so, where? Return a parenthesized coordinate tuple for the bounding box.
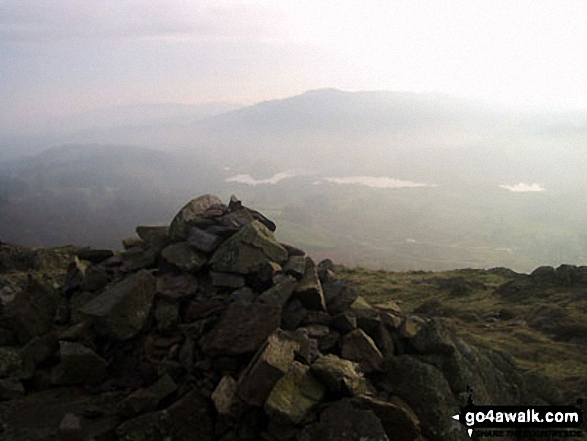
(154, 299, 180, 333)
(136, 225, 170, 251)
(237, 330, 299, 406)
(169, 194, 225, 242)
(51, 341, 107, 386)
(0, 377, 25, 400)
(341, 329, 384, 373)
(299, 399, 389, 441)
(58, 413, 83, 441)
(80, 270, 156, 341)
(210, 221, 288, 275)
(295, 258, 326, 311)
(310, 354, 367, 396)
(161, 242, 207, 272)
(229, 287, 256, 303)
(188, 227, 222, 253)
(116, 390, 213, 441)
(353, 395, 422, 441)
(199, 302, 282, 356)
(383, 355, 460, 441)
(0, 276, 58, 345)
(122, 236, 143, 250)
(121, 246, 157, 271)
(0, 347, 22, 378)
(281, 298, 308, 330)
(156, 273, 198, 300)
(63, 256, 88, 294)
(282, 255, 306, 279)
(212, 375, 238, 416)
(118, 374, 177, 417)
(322, 279, 358, 315)
(258, 276, 297, 306)
(331, 312, 357, 334)
(265, 361, 325, 424)
(80, 264, 109, 292)
(210, 271, 245, 288)
(75, 249, 114, 264)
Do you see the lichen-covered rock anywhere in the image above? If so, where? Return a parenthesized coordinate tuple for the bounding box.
(199, 302, 282, 356)
(310, 354, 367, 396)
(80, 270, 155, 341)
(212, 375, 238, 416)
(237, 330, 299, 406)
(265, 361, 325, 424)
(210, 220, 287, 275)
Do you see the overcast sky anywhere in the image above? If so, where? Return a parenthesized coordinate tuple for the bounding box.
(2, 0, 587, 132)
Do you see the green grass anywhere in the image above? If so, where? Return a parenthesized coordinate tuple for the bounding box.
(336, 265, 587, 402)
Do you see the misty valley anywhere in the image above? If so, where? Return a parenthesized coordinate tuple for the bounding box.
(1, 90, 587, 273)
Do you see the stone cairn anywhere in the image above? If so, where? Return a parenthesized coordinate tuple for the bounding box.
(1, 194, 454, 441)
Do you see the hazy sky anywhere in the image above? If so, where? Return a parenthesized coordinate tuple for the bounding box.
(2, 0, 587, 132)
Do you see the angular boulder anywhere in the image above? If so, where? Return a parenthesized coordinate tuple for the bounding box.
(341, 329, 384, 373)
(211, 375, 238, 416)
(1, 276, 58, 344)
(50, 341, 107, 386)
(210, 220, 287, 275)
(310, 354, 367, 396)
(161, 242, 207, 272)
(295, 258, 326, 311)
(80, 270, 156, 341)
(169, 194, 225, 241)
(258, 276, 297, 306)
(237, 330, 299, 406)
(265, 361, 325, 424)
(116, 390, 213, 441)
(199, 302, 282, 356)
(299, 399, 389, 441)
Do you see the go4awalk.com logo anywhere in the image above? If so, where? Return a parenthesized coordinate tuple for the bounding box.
(451, 390, 584, 438)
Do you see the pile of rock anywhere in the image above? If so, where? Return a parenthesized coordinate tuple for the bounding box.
(0, 195, 560, 441)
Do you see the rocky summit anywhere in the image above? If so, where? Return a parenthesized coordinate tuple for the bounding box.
(0, 195, 576, 440)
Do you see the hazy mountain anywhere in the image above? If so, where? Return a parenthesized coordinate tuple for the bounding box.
(2, 89, 587, 272)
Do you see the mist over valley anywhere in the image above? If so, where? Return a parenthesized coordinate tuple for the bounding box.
(2, 90, 586, 273)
